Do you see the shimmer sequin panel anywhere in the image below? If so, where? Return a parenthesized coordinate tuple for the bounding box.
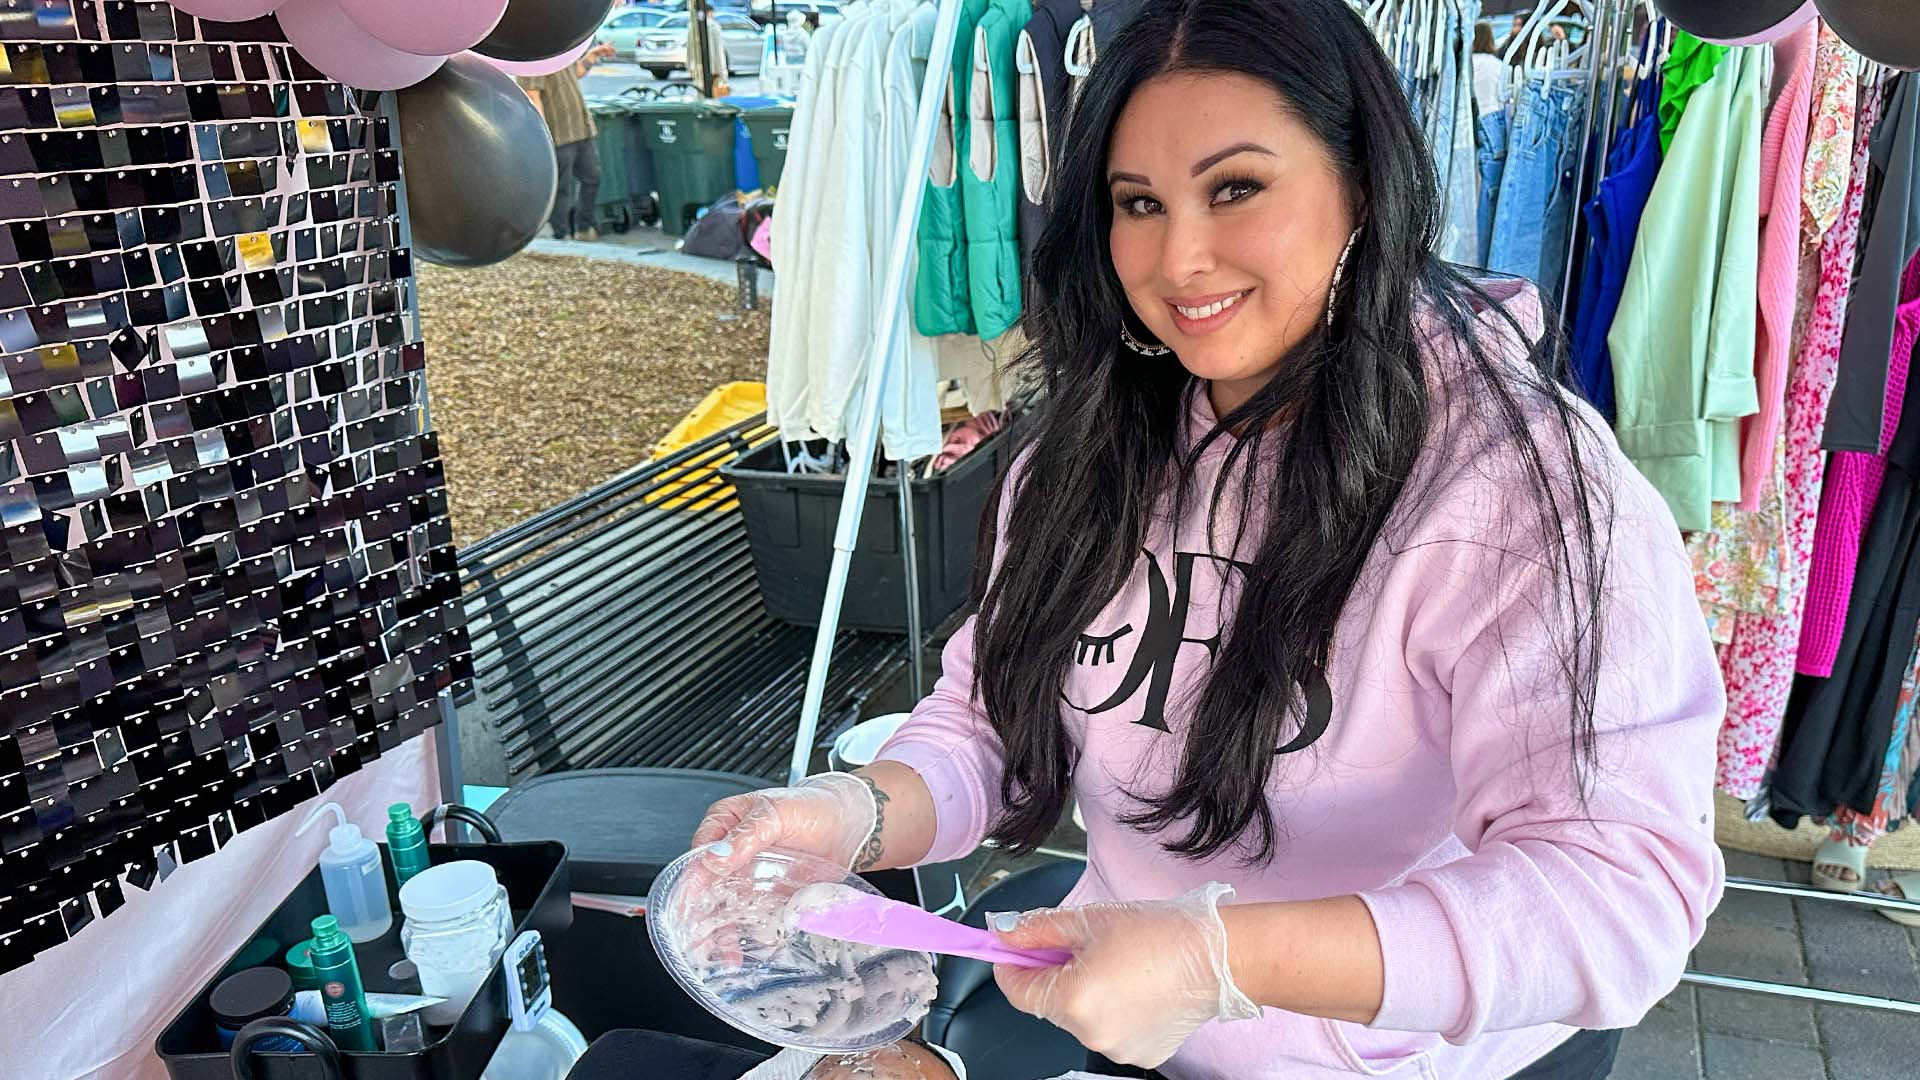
(0, 0, 470, 972)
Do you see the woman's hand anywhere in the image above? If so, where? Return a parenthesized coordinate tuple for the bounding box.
(690, 772, 880, 873)
(989, 883, 1262, 1069)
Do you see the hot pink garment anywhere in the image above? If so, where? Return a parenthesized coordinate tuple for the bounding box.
(1739, 25, 1817, 511)
(1716, 56, 1877, 798)
(1796, 252, 1920, 676)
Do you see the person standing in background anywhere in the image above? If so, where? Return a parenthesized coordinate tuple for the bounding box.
(1502, 11, 1527, 50)
(1471, 21, 1504, 115)
(687, 5, 732, 97)
(519, 43, 616, 242)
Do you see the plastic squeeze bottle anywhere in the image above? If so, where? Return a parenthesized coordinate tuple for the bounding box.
(296, 802, 394, 942)
(386, 803, 431, 889)
(308, 915, 377, 1052)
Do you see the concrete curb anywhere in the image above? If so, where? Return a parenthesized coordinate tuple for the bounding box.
(523, 235, 776, 296)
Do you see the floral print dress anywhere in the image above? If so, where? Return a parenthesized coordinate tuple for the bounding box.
(1712, 31, 1871, 798)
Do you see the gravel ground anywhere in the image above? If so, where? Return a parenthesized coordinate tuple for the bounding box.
(417, 254, 770, 549)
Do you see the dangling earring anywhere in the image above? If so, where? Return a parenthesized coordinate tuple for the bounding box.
(1120, 314, 1171, 356)
(1326, 227, 1360, 328)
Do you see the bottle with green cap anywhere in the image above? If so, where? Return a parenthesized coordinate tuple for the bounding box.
(386, 802, 431, 889)
(284, 938, 318, 992)
(308, 915, 376, 1051)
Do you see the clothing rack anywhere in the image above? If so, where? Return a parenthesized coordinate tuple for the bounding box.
(1555, 0, 1920, 1020)
(788, 0, 965, 784)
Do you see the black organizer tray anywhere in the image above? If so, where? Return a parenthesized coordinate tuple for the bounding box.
(156, 838, 570, 1080)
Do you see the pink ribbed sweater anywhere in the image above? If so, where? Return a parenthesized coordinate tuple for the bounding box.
(1797, 252, 1920, 676)
(1738, 25, 1816, 511)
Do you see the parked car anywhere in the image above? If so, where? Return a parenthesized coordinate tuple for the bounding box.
(637, 11, 765, 80)
(749, 0, 844, 24)
(596, 5, 677, 59)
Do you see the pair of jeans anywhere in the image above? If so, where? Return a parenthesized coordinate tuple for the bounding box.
(1085, 1027, 1624, 1079)
(1476, 107, 1510, 268)
(1487, 70, 1585, 297)
(1438, 4, 1482, 265)
(1429, 21, 1457, 196)
(550, 136, 602, 237)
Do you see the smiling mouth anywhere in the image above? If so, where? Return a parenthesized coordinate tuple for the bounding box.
(1166, 289, 1253, 335)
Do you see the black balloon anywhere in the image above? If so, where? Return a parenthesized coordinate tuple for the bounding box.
(1818, 1, 1920, 69)
(474, 0, 616, 63)
(396, 55, 556, 268)
(1654, 0, 1808, 40)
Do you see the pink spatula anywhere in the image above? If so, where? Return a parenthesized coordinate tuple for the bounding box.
(787, 884, 1072, 970)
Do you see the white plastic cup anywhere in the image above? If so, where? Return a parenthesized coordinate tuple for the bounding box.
(829, 713, 913, 772)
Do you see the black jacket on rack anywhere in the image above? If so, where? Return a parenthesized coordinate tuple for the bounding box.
(1016, 0, 1144, 273)
(1773, 329, 1920, 827)
(1825, 76, 1920, 454)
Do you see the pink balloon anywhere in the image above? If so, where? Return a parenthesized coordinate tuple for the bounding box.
(335, 0, 509, 58)
(169, 0, 281, 20)
(1692, 1, 1819, 46)
(471, 38, 593, 78)
(277, 0, 446, 90)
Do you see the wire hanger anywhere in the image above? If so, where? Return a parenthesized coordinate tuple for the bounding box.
(1503, 0, 1593, 63)
(1505, 0, 1593, 76)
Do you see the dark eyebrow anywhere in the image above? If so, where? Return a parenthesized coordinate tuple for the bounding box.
(1107, 170, 1151, 186)
(1191, 142, 1275, 176)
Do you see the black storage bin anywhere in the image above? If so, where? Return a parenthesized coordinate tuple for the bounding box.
(486, 769, 775, 1051)
(720, 424, 1015, 633)
(157, 837, 570, 1080)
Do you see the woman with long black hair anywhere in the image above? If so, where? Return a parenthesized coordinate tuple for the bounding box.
(695, 1, 1724, 1076)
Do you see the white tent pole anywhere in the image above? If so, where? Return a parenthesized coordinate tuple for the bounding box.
(788, 0, 967, 786)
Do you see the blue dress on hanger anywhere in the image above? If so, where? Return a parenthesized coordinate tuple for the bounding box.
(1569, 62, 1665, 425)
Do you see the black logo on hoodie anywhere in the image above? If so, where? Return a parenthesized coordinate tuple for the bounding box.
(1068, 549, 1333, 752)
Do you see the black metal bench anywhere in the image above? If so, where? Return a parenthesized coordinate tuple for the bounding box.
(455, 417, 906, 782)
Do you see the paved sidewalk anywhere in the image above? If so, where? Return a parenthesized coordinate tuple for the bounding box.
(523, 226, 774, 294)
(1613, 850, 1919, 1080)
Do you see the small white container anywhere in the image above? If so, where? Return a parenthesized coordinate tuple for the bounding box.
(399, 861, 512, 1026)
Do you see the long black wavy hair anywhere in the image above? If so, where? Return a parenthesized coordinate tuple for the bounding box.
(972, 0, 1613, 864)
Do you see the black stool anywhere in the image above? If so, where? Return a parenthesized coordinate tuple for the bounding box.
(565, 1029, 769, 1080)
(487, 768, 776, 1050)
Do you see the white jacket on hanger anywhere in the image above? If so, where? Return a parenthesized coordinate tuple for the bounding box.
(768, 0, 1004, 460)
(879, 1, 946, 461)
(766, 15, 849, 442)
(805, 5, 899, 449)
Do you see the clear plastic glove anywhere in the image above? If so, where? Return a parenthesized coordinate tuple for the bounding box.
(988, 883, 1261, 1069)
(690, 772, 880, 873)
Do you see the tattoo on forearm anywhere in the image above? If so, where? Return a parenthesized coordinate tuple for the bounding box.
(854, 773, 889, 872)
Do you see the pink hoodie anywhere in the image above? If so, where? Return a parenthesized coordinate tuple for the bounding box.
(877, 282, 1725, 1079)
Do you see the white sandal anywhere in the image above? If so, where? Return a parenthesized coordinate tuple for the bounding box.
(1811, 835, 1870, 893)
(1876, 873, 1920, 927)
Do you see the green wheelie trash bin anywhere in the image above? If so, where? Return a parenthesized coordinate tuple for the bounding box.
(586, 100, 641, 233)
(740, 103, 796, 190)
(630, 99, 742, 236)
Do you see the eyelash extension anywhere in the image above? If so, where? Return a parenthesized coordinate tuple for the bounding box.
(1112, 173, 1265, 217)
(1209, 172, 1267, 203)
(1075, 623, 1135, 666)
